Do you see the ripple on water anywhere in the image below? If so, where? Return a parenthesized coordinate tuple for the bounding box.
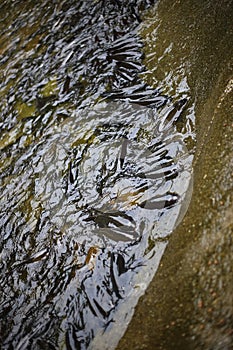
(0, 1, 195, 349)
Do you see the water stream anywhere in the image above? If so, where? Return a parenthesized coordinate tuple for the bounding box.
(0, 1, 195, 349)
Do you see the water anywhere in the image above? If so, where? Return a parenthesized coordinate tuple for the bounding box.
(0, 1, 195, 349)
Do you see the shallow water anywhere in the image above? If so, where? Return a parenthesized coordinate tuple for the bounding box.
(118, 0, 233, 349)
(0, 1, 195, 349)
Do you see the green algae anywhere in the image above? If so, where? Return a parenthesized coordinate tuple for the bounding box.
(15, 100, 37, 120)
(41, 77, 58, 98)
(0, 123, 24, 151)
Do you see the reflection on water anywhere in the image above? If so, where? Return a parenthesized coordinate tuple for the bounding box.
(0, 1, 195, 349)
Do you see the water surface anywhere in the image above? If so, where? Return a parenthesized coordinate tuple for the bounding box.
(0, 1, 195, 349)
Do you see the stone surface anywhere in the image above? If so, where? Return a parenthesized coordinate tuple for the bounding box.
(118, 0, 233, 349)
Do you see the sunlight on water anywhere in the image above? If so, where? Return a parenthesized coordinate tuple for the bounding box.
(0, 1, 195, 348)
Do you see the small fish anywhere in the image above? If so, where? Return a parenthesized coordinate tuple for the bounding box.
(62, 75, 71, 94)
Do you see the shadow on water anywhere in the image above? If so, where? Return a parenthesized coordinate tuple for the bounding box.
(0, 1, 195, 349)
